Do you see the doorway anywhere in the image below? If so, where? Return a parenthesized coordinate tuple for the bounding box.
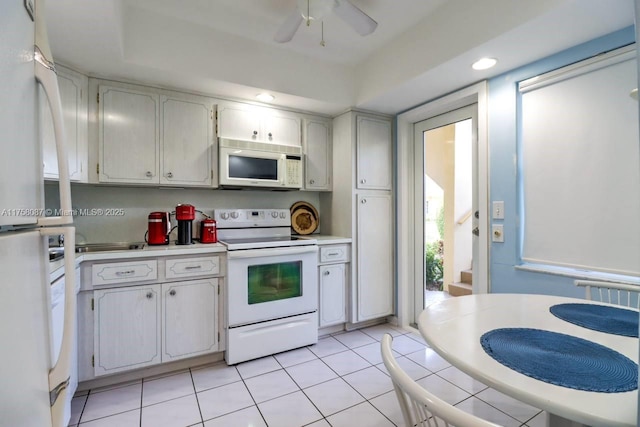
(396, 82, 489, 330)
(412, 105, 478, 325)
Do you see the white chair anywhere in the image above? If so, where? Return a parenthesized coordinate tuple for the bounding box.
(381, 334, 501, 427)
(574, 280, 640, 309)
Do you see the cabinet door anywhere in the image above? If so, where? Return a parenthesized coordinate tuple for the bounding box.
(160, 96, 214, 186)
(356, 193, 393, 321)
(217, 103, 261, 141)
(356, 116, 392, 190)
(94, 285, 161, 376)
(162, 279, 218, 362)
(319, 264, 346, 327)
(41, 67, 88, 181)
(99, 85, 159, 183)
(303, 119, 332, 191)
(263, 113, 301, 146)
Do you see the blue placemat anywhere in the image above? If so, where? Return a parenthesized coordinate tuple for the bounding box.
(550, 303, 639, 338)
(480, 328, 638, 392)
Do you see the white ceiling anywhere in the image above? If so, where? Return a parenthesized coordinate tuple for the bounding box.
(45, 0, 634, 116)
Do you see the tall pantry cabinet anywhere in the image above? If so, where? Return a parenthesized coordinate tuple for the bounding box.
(323, 111, 394, 324)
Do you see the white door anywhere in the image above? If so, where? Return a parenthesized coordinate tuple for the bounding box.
(262, 114, 301, 146)
(217, 103, 261, 141)
(99, 85, 159, 183)
(319, 264, 346, 327)
(412, 105, 479, 325)
(356, 193, 393, 321)
(160, 95, 213, 186)
(303, 119, 332, 191)
(0, 231, 53, 427)
(162, 279, 218, 361)
(94, 285, 161, 376)
(356, 116, 392, 190)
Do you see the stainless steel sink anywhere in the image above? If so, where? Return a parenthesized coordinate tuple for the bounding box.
(75, 242, 145, 253)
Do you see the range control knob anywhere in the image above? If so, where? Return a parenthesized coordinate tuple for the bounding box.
(279, 212, 286, 218)
(271, 211, 278, 218)
(220, 212, 229, 220)
(230, 211, 239, 219)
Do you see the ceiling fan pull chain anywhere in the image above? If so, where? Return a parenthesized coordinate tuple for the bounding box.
(320, 21, 326, 47)
(306, 0, 311, 26)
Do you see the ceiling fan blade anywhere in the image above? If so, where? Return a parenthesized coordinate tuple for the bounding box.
(333, 0, 377, 36)
(274, 8, 304, 43)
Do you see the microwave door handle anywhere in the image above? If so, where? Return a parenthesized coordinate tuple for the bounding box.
(279, 155, 286, 186)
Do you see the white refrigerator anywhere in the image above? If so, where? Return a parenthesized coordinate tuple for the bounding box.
(0, 1, 77, 427)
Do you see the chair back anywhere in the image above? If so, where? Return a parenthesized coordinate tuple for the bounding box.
(575, 280, 639, 309)
(381, 334, 501, 427)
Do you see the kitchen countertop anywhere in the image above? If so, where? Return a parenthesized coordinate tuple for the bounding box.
(49, 236, 350, 279)
(305, 235, 352, 245)
(49, 242, 227, 280)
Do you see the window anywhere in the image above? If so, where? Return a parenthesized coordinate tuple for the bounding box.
(518, 46, 640, 277)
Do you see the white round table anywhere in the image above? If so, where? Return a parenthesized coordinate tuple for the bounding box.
(417, 294, 638, 427)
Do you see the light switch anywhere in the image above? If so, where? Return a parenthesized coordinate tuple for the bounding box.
(492, 201, 505, 219)
(492, 224, 504, 243)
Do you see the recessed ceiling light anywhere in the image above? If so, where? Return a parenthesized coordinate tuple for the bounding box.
(256, 93, 275, 102)
(472, 57, 497, 71)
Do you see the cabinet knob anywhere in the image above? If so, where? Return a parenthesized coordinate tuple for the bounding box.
(166, 172, 173, 178)
(146, 171, 153, 178)
(253, 130, 258, 136)
(146, 292, 153, 299)
(268, 132, 273, 139)
(360, 178, 366, 184)
(309, 179, 315, 185)
(169, 289, 176, 296)
(323, 270, 330, 276)
(361, 199, 367, 204)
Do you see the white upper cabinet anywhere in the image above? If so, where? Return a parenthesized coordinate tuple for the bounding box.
(40, 66, 88, 182)
(303, 118, 332, 191)
(356, 116, 392, 190)
(160, 95, 215, 187)
(218, 101, 301, 146)
(99, 85, 159, 184)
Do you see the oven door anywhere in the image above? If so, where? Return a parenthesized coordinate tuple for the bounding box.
(227, 245, 318, 326)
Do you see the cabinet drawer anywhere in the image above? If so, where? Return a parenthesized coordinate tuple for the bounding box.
(165, 256, 220, 279)
(319, 245, 349, 263)
(92, 260, 158, 286)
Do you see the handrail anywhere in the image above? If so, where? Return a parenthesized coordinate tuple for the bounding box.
(456, 209, 472, 225)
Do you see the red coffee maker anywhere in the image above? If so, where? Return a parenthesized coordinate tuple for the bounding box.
(200, 218, 217, 243)
(147, 212, 170, 245)
(176, 204, 195, 245)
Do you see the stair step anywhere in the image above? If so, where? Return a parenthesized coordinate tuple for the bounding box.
(449, 282, 472, 297)
(461, 269, 473, 285)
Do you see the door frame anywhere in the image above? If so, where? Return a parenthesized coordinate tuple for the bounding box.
(396, 81, 489, 329)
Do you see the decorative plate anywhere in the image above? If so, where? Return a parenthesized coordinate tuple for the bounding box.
(290, 201, 319, 235)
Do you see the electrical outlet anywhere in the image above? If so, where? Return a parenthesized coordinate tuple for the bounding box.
(492, 224, 504, 242)
(492, 201, 504, 219)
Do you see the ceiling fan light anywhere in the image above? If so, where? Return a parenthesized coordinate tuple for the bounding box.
(297, 0, 335, 22)
(472, 57, 497, 70)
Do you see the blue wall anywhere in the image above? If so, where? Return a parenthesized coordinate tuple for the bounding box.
(488, 27, 636, 296)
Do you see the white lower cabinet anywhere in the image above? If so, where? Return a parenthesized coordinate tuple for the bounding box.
(93, 285, 162, 376)
(162, 279, 218, 362)
(319, 264, 346, 327)
(317, 243, 350, 328)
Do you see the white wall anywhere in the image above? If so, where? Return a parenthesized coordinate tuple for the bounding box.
(45, 183, 321, 244)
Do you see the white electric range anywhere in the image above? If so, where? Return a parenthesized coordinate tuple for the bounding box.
(214, 209, 318, 365)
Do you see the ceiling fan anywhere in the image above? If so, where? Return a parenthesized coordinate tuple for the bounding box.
(274, 0, 378, 43)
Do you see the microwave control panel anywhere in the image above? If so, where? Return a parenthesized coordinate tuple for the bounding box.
(285, 156, 302, 187)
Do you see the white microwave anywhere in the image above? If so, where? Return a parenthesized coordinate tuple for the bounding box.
(219, 138, 303, 189)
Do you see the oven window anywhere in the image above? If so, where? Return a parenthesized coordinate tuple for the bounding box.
(229, 155, 278, 180)
(248, 261, 302, 304)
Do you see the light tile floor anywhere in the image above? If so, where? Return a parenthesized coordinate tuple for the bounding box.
(69, 323, 548, 427)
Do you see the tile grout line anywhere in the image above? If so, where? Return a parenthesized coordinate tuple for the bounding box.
(188, 367, 205, 426)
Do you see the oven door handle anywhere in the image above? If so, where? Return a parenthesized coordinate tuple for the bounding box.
(227, 245, 318, 259)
